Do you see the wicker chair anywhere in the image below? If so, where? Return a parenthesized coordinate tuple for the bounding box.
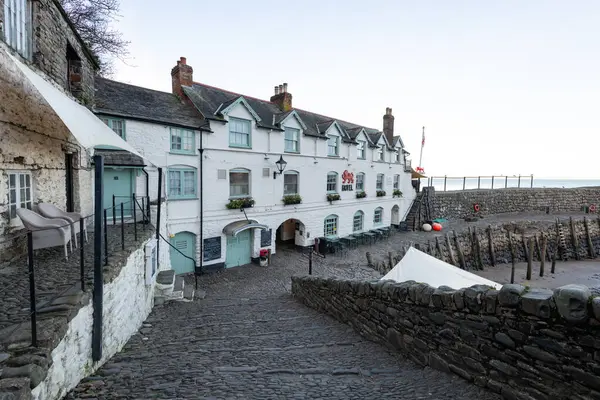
(16, 208, 72, 260)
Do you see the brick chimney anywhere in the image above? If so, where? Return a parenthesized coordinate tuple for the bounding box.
(383, 107, 395, 145)
(171, 57, 193, 99)
(270, 82, 292, 112)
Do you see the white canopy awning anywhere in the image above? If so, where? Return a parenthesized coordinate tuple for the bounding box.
(5, 49, 143, 158)
(223, 220, 268, 237)
(382, 247, 501, 290)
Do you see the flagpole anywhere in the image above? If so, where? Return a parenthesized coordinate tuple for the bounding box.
(418, 126, 425, 167)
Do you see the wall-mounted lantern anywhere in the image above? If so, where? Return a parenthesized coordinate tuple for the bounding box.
(273, 155, 287, 179)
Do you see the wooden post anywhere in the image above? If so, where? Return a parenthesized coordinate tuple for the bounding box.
(539, 234, 547, 277)
(526, 236, 534, 280)
(534, 235, 542, 261)
(473, 227, 484, 270)
(366, 252, 373, 267)
(427, 240, 433, 256)
(584, 217, 596, 258)
(551, 235, 558, 274)
(522, 236, 530, 261)
(388, 252, 394, 270)
(487, 225, 496, 266)
(445, 233, 457, 266)
(508, 231, 516, 284)
(453, 230, 466, 270)
(570, 217, 580, 260)
(436, 236, 445, 262)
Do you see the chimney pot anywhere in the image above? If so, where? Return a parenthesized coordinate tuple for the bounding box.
(283, 83, 288, 93)
(278, 84, 283, 94)
(274, 86, 279, 95)
(180, 57, 187, 65)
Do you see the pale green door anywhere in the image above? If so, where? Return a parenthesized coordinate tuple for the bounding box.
(225, 230, 252, 268)
(170, 232, 196, 275)
(103, 168, 133, 219)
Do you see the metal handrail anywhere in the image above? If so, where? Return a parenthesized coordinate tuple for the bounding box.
(424, 174, 534, 191)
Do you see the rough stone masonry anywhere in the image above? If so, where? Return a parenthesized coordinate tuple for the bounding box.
(292, 276, 600, 400)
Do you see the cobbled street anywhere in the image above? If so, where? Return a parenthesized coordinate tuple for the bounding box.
(68, 246, 499, 400)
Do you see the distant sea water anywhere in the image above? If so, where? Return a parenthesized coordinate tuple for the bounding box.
(425, 177, 600, 192)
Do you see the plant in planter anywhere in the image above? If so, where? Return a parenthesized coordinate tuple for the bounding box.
(356, 191, 367, 199)
(282, 194, 302, 205)
(376, 190, 386, 197)
(226, 197, 255, 209)
(393, 189, 403, 198)
(326, 193, 341, 202)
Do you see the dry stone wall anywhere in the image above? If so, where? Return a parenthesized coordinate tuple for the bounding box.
(433, 188, 600, 220)
(292, 276, 600, 400)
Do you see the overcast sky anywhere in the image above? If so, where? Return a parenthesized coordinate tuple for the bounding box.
(112, 0, 600, 179)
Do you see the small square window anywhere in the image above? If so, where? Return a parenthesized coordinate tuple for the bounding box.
(230, 169, 250, 197)
(8, 171, 33, 220)
(229, 118, 252, 148)
(170, 128, 195, 154)
(168, 168, 197, 199)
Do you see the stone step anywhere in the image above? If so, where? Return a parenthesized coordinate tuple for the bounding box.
(174, 276, 185, 292)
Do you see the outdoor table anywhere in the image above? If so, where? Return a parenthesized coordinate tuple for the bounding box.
(363, 232, 376, 245)
(351, 233, 364, 245)
(341, 236, 357, 249)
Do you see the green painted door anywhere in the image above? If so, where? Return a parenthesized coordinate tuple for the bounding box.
(170, 232, 196, 274)
(103, 168, 133, 219)
(226, 230, 252, 268)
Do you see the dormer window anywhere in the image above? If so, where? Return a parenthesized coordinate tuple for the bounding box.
(395, 151, 401, 163)
(327, 136, 339, 156)
(357, 140, 366, 159)
(3, 0, 31, 58)
(284, 127, 300, 153)
(229, 117, 252, 148)
(377, 147, 384, 161)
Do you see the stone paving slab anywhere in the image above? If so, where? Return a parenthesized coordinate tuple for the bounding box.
(67, 247, 499, 400)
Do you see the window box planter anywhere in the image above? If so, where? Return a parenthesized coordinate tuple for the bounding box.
(326, 193, 341, 202)
(282, 194, 302, 205)
(356, 191, 367, 199)
(393, 189, 403, 198)
(376, 190, 386, 197)
(226, 197, 255, 209)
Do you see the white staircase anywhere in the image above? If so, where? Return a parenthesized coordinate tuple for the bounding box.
(154, 270, 195, 305)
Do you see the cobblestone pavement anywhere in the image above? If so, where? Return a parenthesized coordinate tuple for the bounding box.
(0, 223, 154, 331)
(68, 247, 499, 400)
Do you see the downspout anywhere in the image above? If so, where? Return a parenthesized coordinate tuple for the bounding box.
(198, 131, 204, 276)
(142, 169, 150, 222)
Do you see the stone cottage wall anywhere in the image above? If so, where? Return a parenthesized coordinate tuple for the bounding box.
(433, 187, 600, 220)
(292, 276, 600, 400)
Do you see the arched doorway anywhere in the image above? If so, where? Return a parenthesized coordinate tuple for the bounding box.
(276, 219, 305, 248)
(223, 219, 267, 268)
(170, 231, 196, 275)
(391, 205, 400, 226)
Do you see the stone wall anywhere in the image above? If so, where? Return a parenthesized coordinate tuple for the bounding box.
(369, 216, 600, 276)
(433, 188, 600, 220)
(292, 276, 600, 400)
(31, 204, 169, 400)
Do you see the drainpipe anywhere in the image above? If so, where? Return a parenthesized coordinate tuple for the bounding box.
(142, 169, 150, 222)
(198, 132, 204, 276)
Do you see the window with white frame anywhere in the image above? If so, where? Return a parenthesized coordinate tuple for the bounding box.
(357, 141, 366, 159)
(230, 168, 250, 197)
(353, 211, 364, 232)
(284, 127, 300, 153)
(377, 146, 384, 161)
(324, 214, 338, 237)
(374, 207, 383, 225)
(229, 117, 251, 148)
(395, 151, 401, 163)
(393, 174, 400, 189)
(3, 0, 31, 58)
(376, 174, 384, 190)
(356, 173, 365, 192)
(326, 172, 338, 193)
(168, 168, 197, 199)
(170, 128, 195, 154)
(100, 117, 126, 138)
(283, 171, 298, 195)
(327, 135, 339, 156)
(8, 172, 32, 220)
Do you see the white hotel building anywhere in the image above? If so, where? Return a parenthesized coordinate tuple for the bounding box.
(94, 57, 416, 273)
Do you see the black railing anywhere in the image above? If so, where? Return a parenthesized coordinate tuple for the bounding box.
(0, 194, 155, 348)
(423, 175, 534, 191)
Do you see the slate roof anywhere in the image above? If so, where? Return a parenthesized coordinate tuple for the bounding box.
(94, 149, 145, 167)
(182, 82, 401, 146)
(94, 78, 205, 129)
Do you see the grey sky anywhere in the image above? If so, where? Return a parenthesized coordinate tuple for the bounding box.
(113, 0, 600, 178)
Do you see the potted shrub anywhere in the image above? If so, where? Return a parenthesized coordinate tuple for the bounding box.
(226, 197, 255, 209)
(393, 189, 403, 198)
(326, 193, 341, 202)
(356, 191, 367, 199)
(376, 190, 386, 197)
(282, 194, 302, 205)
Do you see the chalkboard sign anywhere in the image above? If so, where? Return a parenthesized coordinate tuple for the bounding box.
(261, 229, 272, 247)
(203, 237, 221, 261)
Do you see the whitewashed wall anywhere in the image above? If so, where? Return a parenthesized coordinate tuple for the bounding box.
(32, 204, 169, 400)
